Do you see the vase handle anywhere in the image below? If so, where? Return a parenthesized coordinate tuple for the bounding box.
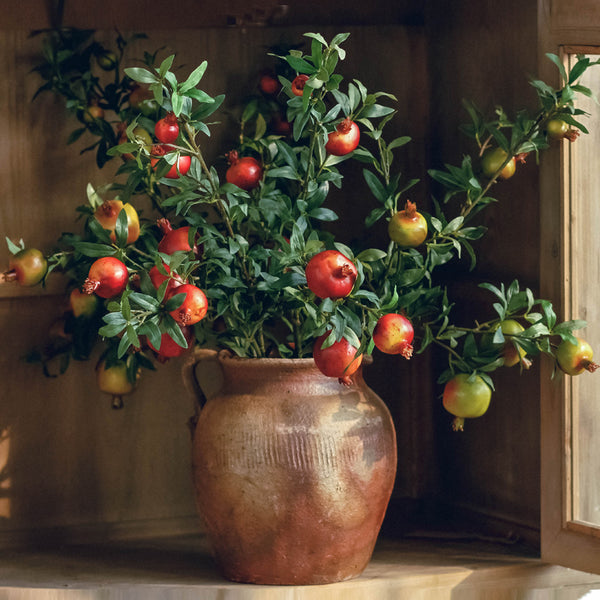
(182, 347, 222, 436)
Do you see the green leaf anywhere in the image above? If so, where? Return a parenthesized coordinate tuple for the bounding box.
(359, 104, 395, 119)
(304, 32, 328, 46)
(117, 331, 131, 358)
(323, 153, 353, 167)
(429, 216, 443, 233)
(158, 55, 175, 78)
(164, 292, 185, 312)
(310, 36, 323, 67)
(331, 32, 350, 48)
(191, 94, 224, 120)
(98, 322, 127, 338)
(171, 91, 183, 116)
(130, 292, 160, 311)
(114, 208, 129, 248)
(286, 55, 315, 75)
(274, 140, 298, 169)
(568, 56, 590, 84)
(546, 53, 568, 83)
(86, 182, 104, 209)
(365, 207, 387, 228)
(363, 169, 387, 203)
(442, 216, 464, 234)
(5, 237, 24, 254)
(72, 242, 115, 257)
(164, 317, 189, 348)
(66, 127, 86, 145)
(254, 113, 267, 140)
(265, 166, 299, 180)
(309, 207, 338, 221)
(553, 319, 587, 336)
(186, 88, 215, 103)
(124, 67, 158, 84)
(356, 248, 387, 262)
(138, 320, 162, 350)
(179, 61, 208, 93)
(387, 136, 412, 151)
(540, 300, 557, 330)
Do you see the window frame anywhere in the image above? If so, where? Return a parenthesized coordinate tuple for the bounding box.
(540, 44, 600, 574)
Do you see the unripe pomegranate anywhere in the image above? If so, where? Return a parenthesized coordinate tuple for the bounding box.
(94, 199, 140, 245)
(388, 200, 428, 247)
(128, 84, 158, 116)
(305, 250, 357, 299)
(117, 122, 153, 160)
(546, 119, 579, 142)
(313, 332, 363, 385)
(442, 373, 492, 431)
(82, 103, 104, 123)
(3, 247, 47, 286)
(96, 50, 117, 71)
(83, 256, 128, 298)
(497, 319, 531, 368)
(372, 313, 414, 358)
(546, 119, 569, 140)
(168, 284, 208, 326)
(69, 288, 100, 318)
(96, 358, 139, 409)
(556, 337, 599, 375)
(481, 147, 516, 180)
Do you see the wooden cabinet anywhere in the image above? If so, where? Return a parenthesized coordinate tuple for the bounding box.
(3, 0, 599, 575)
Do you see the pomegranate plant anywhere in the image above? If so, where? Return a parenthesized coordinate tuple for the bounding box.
(6, 30, 599, 422)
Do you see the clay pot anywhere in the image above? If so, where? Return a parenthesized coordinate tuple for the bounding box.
(183, 349, 397, 585)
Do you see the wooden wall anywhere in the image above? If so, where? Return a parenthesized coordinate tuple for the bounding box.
(0, 7, 430, 544)
(425, 0, 543, 545)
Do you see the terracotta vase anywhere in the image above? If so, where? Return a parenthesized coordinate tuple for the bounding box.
(183, 349, 397, 585)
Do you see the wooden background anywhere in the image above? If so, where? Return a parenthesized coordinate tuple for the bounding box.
(0, 12, 432, 544)
(0, 0, 586, 549)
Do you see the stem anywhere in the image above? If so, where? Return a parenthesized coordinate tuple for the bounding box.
(299, 86, 331, 201)
(460, 109, 560, 220)
(185, 123, 253, 284)
(432, 337, 465, 363)
(383, 242, 401, 281)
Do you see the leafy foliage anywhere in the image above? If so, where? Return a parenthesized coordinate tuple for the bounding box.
(19, 30, 600, 408)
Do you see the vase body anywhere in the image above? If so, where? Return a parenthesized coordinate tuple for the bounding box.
(190, 352, 397, 585)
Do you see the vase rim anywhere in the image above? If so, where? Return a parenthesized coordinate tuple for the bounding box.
(215, 349, 373, 366)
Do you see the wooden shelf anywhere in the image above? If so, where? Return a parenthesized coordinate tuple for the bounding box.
(1, 534, 599, 599)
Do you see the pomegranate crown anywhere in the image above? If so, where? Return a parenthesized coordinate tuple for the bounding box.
(157, 217, 174, 235)
(164, 111, 178, 124)
(336, 117, 353, 134)
(402, 200, 418, 217)
(226, 150, 240, 165)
